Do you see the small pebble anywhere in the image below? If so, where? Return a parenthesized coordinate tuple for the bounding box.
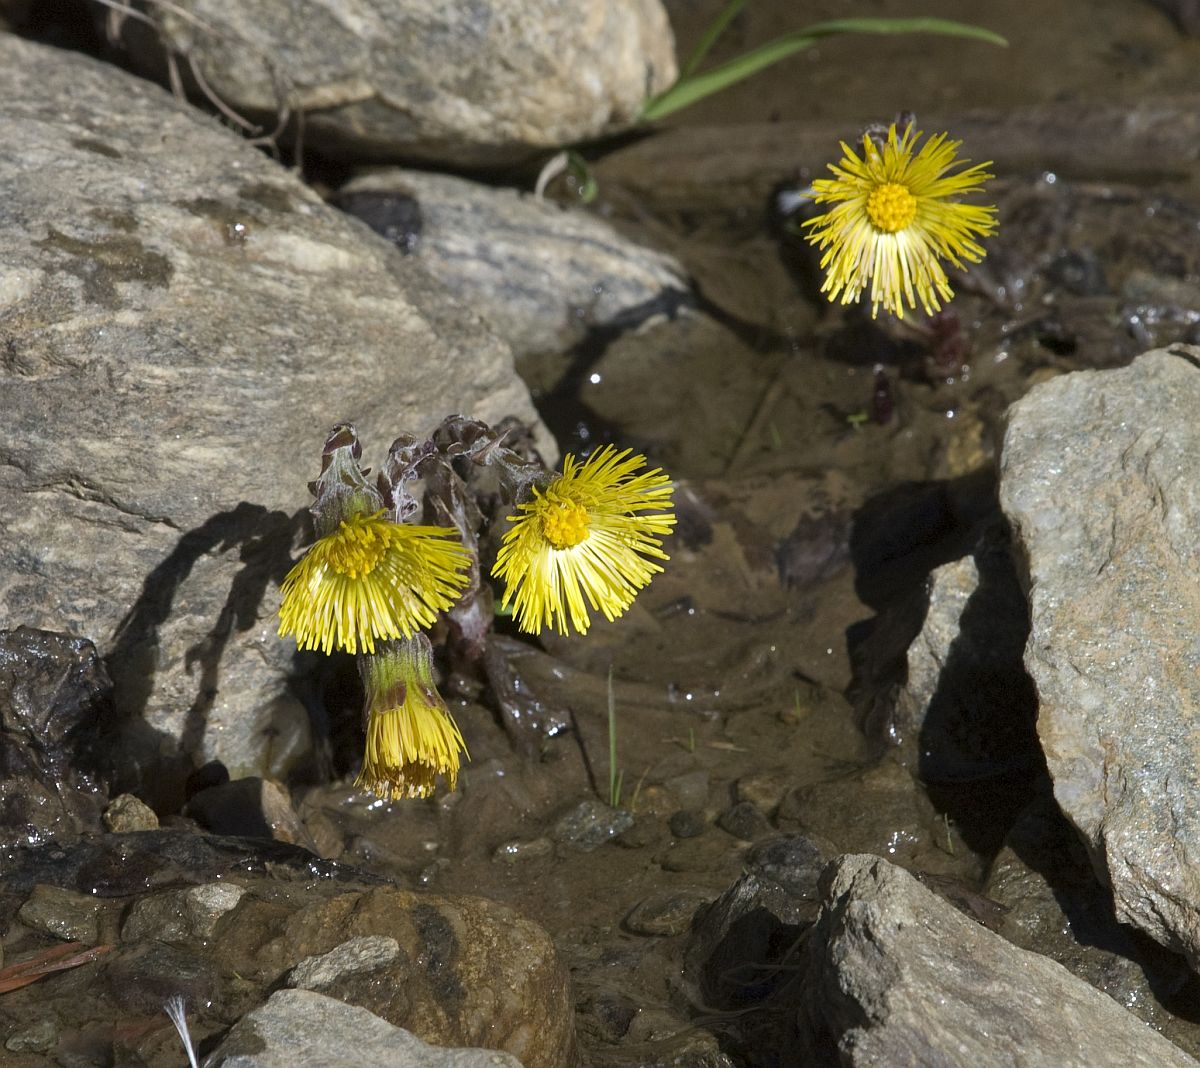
(668, 810, 706, 839)
(103, 793, 159, 832)
(746, 834, 828, 900)
(121, 882, 246, 942)
(492, 836, 554, 865)
(717, 801, 772, 841)
(18, 884, 101, 944)
(624, 889, 711, 936)
(553, 800, 634, 852)
(5, 1019, 58, 1053)
(577, 990, 638, 1042)
(614, 818, 666, 850)
(664, 770, 709, 811)
(658, 836, 735, 874)
(290, 936, 401, 990)
(734, 769, 793, 815)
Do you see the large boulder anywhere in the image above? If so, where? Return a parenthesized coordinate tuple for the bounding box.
(337, 169, 689, 358)
(999, 347, 1200, 964)
(107, 0, 677, 165)
(0, 35, 547, 802)
(800, 854, 1198, 1066)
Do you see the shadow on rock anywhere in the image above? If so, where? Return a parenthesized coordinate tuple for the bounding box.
(105, 503, 302, 810)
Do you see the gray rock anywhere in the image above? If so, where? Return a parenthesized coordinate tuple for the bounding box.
(801, 854, 1198, 1066)
(685, 870, 815, 1010)
(338, 170, 689, 358)
(4, 1018, 58, 1053)
(985, 794, 1200, 1057)
(121, 881, 247, 942)
(744, 835, 828, 901)
(106, 941, 222, 1014)
(222, 886, 575, 1068)
(775, 756, 959, 877)
(0, 36, 546, 796)
(103, 793, 159, 832)
(210, 988, 525, 1066)
(111, 0, 677, 165)
(664, 769, 709, 811)
(0, 627, 110, 848)
(289, 935, 400, 989)
(715, 800, 772, 841)
(553, 799, 634, 851)
(668, 810, 706, 839)
(491, 836, 554, 865)
(17, 884, 102, 944)
(624, 889, 710, 937)
(889, 536, 1038, 781)
(999, 346, 1200, 964)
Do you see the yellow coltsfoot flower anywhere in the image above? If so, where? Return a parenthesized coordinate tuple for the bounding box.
(803, 123, 997, 320)
(278, 510, 470, 655)
(492, 444, 676, 636)
(356, 634, 467, 800)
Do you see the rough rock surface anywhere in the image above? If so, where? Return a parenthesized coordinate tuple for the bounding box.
(289, 934, 401, 989)
(887, 535, 1037, 782)
(0, 833, 568, 1067)
(985, 794, 1200, 1057)
(121, 881, 247, 942)
(338, 170, 689, 358)
(112, 0, 677, 164)
(999, 346, 1200, 964)
(209, 988, 526, 1067)
(0, 36, 545, 798)
(801, 854, 1198, 1066)
(0, 627, 110, 848)
(218, 886, 576, 1068)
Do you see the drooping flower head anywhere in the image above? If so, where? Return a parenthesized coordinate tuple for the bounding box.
(356, 634, 467, 800)
(492, 444, 676, 635)
(278, 425, 470, 655)
(803, 123, 997, 320)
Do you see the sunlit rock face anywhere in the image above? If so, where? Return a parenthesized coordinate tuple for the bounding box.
(1000, 346, 1200, 965)
(107, 0, 678, 165)
(0, 35, 546, 798)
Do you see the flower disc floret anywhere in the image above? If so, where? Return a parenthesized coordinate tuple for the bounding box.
(803, 123, 997, 319)
(492, 445, 676, 636)
(278, 511, 470, 655)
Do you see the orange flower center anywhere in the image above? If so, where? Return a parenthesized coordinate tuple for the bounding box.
(328, 517, 390, 579)
(540, 499, 590, 549)
(867, 182, 917, 233)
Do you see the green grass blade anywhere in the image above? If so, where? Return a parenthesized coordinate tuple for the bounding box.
(681, 0, 747, 79)
(640, 17, 1007, 122)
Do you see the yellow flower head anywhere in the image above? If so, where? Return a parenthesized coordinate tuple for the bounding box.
(356, 634, 467, 800)
(492, 445, 676, 636)
(803, 123, 997, 320)
(278, 511, 470, 655)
